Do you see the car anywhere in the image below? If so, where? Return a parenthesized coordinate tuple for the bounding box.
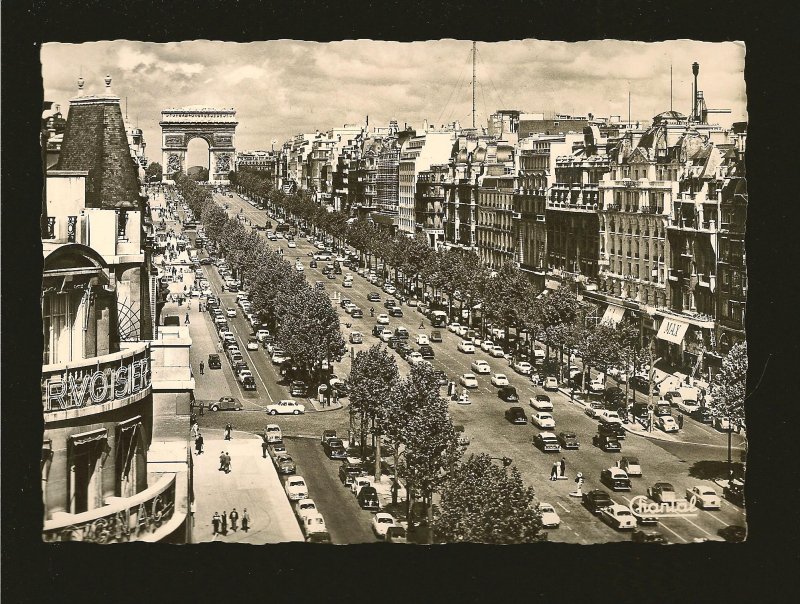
(342, 279, 352, 288)
(350, 475, 375, 497)
(588, 377, 606, 393)
(418, 345, 435, 359)
(647, 482, 676, 504)
(531, 411, 555, 429)
(208, 396, 243, 412)
(351, 308, 363, 319)
(240, 375, 257, 391)
(498, 386, 519, 402)
(618, 456, 642, 477)
(593, 432, 622, 452)
(415, 333, 429, 345)
(543, 376, 559, 391)
(557, 431, 580, 449)
(322, 438, 347, 460)
(407, 351, 424, 365)
(456, 339, 475, 354)
(338, 460, 366, 487)
(471, 360, 491, 374)
(629, 375, 658, 395)
(664, 390, 683, 407)
(295, 262, 304, 272)
(256, 328, 270, 342)
(532, 346, 546, 361)
(275, 454, 297, 475)
(287, 241, 297, 249)
(225, 307, 237, 318)
(692, 407, 714, 424)
(367, 292, 381, 302)
(285, 476, 309, 501)
(527, 395, 552, 413)
(490, 345, 505, 358)
(321, 429, 337, 445)
(295, 498, 318, 522)
(656, 415, 679, 433)
(533, 432, 561, 453)
(582, 489, 614, 514)
(539, 503, 561, 528)
(379, 330, 393, 343)
(432, 370, 448, 387)
(247, 337, 259, 351)
(289, 381, 307, 397)
(376, 314, 390, 325)
(723, 479, 745, 507)
(389, 306, 403, 317)
(447, 322, 461, 334)
(271, 349, 288, 364)
(207, 353, 222, 369)
(505, 406, 527, 424)
(717, 525, 747, 543)
(601, 468, 632, 491)
(490, 373, 509, 387)
(455, 325, 469, 338)
(512, 361, 533, 376)
(371, 513, 397, 538)
(654, 401, 672, 417)
(429, 329, 443, 342)
(349, 331, 363, 344)
(598, 410, 622, 425)
(266, 400, 306, 415)
(631, 530, 668, 544)
(686, 485, 721, 509)
(459, 373, 479, 389)
(385, 526, 408, 543)
(599, 505, 637, 530)
(309, 260, 318, 268)
(344, 303, 357, 315)
(585, 402, 605, 418)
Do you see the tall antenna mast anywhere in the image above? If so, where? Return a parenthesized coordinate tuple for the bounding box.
(125, 96, 128, 120)
(472, 41, 477, 129)
(670, 64, 673, 112)
(628, 88, 632, 126)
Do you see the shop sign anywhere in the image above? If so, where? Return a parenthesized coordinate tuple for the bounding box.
(628, 495, 698, 518)
(43, 353, 151, 413)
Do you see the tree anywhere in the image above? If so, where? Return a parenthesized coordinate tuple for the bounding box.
(709, 342, 747, 426)
(529, 283, 580, 378)
(347, 344, 400, 479)
(145, 162, 163, 182)
(434, 453, 544, 544)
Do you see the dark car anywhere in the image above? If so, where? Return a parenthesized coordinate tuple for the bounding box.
(604, 386, 625, 407)
(557, 431, 580, 450)
(723, 480, 745, 507)
(306, 531, 332, 544)
(418, 345, 435, 359)
(321, 429, 337, 445)
(432, 370, 448, 387)
(340, 298, 352, 308)
(309, 260, 318, 268)
(241, 376, 257, 391)
(629, 375, 658, 395)
(505, 406, 527, 424)
(383, 298, 397, 309)
(208, 396, 243, 412)
(430, 330, 443, 342)
(593, 433, 622, 452)
(387, 337, 400, 349)
(208, 354, 222, 369)
(357, 486, 380, 511)
(351, 308, 363, 319)
(582, 489, 613, 514)
(498, 386, 519, 402)
(385, 526, 408, 544)
(368, 292, 381, 302)
(396, 343, 412, 359)
(718, 525, 746, 543)
(372, 324, 386, 337)
(290, 381, 307, 397)
(323, 438, 347, 459)
(691, 407, 713, 423)
(631, 530, 668, 544)
(601, 468, 632, 491)
(338, 461, 366, 487)
(389, 307, 404, 317)
(597, 421, 626, 440)
(654, 402, 672, 417)
(275, 454, 296, 475)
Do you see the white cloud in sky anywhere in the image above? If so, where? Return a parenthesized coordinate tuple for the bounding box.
(42, 39, 746, 161)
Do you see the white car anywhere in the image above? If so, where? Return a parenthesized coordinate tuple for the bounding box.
(295, 498, 318, 521)
(246, 339, 259, 351)
(287, 241, 297, 248)
(376, 314, 390, 325)
(512, 361, 533, 375)
(588, 378, 606, 393)
(285, 476, 309, 501)
(529, 395, 553, 412)
(384, 285, 396, 295)
(458, 340, 475, 354)
(539, 503, 561, 528)
(531, 412, 556, 429)
(415, 334, 429, 345)
(471, 360, 491, 374)
(490, 345, 505, 358)
(265, 424, 282, 444)
(677, 400, 700, 414)
(568, 365, 582, 379)
(271, 350, 288, 364)
(686, 486, 721, 510)
(407, 352, 424, 365)
(226, 308, 237, 318)
(599, 410, 622, 425)
(350, 475, 375, 496)
(256, 329, 270, 342)
(344, 303, 357, 315)
(267, 400, 306, 415)
(371, 513, 398, 539)
(657, 415, 679, 433)
(455, 325, 469, 338)
(447, 322, 461, 334)
(459, 373, 479, 389)
(342, 279, 353, 288)
(584, 402, 605, 418)
(295, 262, 304, 272)
(599, 504, 637, 530)
(480, 340, 494, 353)
(490, 373, 510, 387)
(300, 512, 326, 536)
(533, 347, 546, 360)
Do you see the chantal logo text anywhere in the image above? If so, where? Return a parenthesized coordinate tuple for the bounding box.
(629, 495, 699, 518)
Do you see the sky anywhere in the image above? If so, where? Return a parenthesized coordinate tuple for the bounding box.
(42, 40, 746, 167)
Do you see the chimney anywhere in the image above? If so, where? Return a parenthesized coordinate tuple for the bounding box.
(77, 76, 85, 96)
(104, 74, 113, 96)
(692, 62, 699, 120)
(423, 119, 428, 132)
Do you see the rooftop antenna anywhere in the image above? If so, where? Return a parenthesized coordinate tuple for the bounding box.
(670, 64, 673, 112)
(628, 88, 631, 126)
(472, 41, 477, 129)
(125, 96, 128, 120)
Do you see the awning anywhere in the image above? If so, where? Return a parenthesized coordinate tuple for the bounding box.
(601, 304, 626, 327)
(69, 428, 108, 446)
(656, 317, 690, 345)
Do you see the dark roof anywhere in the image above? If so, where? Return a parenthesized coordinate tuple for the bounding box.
(56, 98, 142, 210)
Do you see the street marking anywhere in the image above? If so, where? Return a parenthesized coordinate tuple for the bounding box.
(556, 501, 570, 512)
(658, 520, 688, 543)
(699, 508, 729, 528)
(682, 516, 714, 537)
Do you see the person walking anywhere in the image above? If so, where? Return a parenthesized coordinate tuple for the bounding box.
(224, 452, 231, 474)
(219, 451, 226, 471)
(191, 420, 199, 439)
(199, 361, 204, 376)
(677, 413, 684, 429)
(224, 423, 232, 440)
(550, 461, 559, 481)
(261, 434, 269, 458)
(221, 511, 228, 535)
(229, 508, 239, 532)
(560, 457, 567, 479)
(195, 433, 204, 455)
(184, 313, 190, 325)
(217, 340, 223, 353)
(212, 512, 221, 535)
(241, 509, 250, 532)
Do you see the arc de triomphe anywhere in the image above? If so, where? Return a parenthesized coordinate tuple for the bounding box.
(160, 106, 237, 184)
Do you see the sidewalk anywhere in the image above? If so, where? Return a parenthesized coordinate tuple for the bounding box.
(191, 436, 303, 543)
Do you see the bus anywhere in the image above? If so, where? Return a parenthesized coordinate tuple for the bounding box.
(275, 222, 291, 235)
(430, 310, 448, 328)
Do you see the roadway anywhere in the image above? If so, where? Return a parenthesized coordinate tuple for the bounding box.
(202, 189, 746, 544)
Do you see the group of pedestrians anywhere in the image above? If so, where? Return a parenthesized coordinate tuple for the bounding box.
(219, 450, 232, 473)
(211, 508, 250, 536)
(550, 457, 567, 481)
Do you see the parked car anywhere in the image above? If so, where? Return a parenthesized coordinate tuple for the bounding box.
(601, 468, 632, 491)
(385, 526, 408, 544)
(266, 400, 306, 415)
(723, 479, 745, 507)
(530, 411, 555, 429)
(275, 454, 297, 475)
(321, 429, 337, 446)
(585, 402, 605, 418)
(338, 461, 367, 488)
(322, 438, 347, 460)
(458, 340, 475, 353)
(533, 432, 561, 453)
(656, 415, 679, 433)
(557, 431, 580, 450)
(530, 394, 553, 411)
(543, 376, 559, 391)
(289, 381, 307, 397)
(631, 530, 668, 544)
(664, 390, 683, 407)
(371, 513, 397, 539)
(264, 424, 282, 444)
(207, 353, 222, 369)
(490, 345, 505, 358)
(208, 396, 243, 412)
(295, 498, 318, 522)
(686, 485, 721, 509)
(717, 525, 746, 543)
(357, 486, 381, 512)
(285, 476, 309, 501)
(505, 406, 527, 424)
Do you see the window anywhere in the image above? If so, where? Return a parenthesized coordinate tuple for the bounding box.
(68, 431, 108, 514)
(42, 292, 71, 365)
(116, 417, 144, 498)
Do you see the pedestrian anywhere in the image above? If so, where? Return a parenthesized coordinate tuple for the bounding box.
(191, 420, 199, 438)
(221, 511, 228, 535)
(212, 512, 221, 534)
(224, 423, 232, 440)
(560, 457, 566, 478)
(419, 320, 425, 329)
(219, 451, 226, 471)
(230, 508, 239, 531)
(185, 313, 190, 325)
(677, 413, 684, 429)
(242, 509, 250, 532)
(218, 340, 223, 353)
(224, 452, 231, 473)
(199, 361, 204, 375)
(550, 461, 559, 480)
(261, 435, 269, 458)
